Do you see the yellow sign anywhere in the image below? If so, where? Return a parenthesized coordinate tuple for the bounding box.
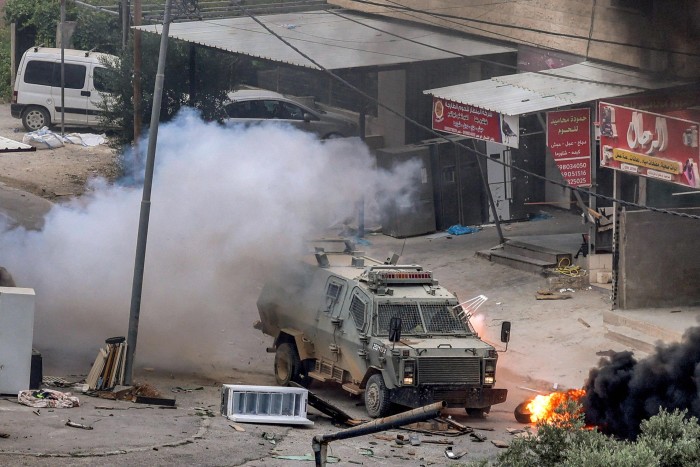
(612, 148, 682, 175)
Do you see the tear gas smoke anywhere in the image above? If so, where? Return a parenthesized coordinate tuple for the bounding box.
(0, 109, 421, 376)
(582, 323, 700, 439)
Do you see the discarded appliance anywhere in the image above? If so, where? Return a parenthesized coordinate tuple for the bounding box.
(0, 287, 35, 395)
(220, 384, 313, 426)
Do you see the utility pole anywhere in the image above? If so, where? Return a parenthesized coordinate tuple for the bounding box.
(124, 0, 174, 386)
(134, 0, 143, 143)
(60, 0, 65, 136)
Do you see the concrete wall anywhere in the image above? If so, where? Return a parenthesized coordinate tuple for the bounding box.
(618, 208, 700, 309)
(330, 0, 700, 78)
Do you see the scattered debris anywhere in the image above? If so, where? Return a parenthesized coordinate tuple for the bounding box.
(86, 337, 127, 391)
(577, 318, 591, 328)
(18, 389, 80, 408)
(470, 432, 487, 442)
(409, 433, 421, 446)
(291, 382, 359, 426)
(194, 407, 216, 417)
(444, 446, 468, 460)
(32, 409, 40, 416)
(421, 438, 454, 445)
(42, 376, 74, 388)
(229, 423, 245, 432)
(491, 439, 509, 448)
(0, 433, 9, 439)
(596, 349, 618, 357)
(536, 292, 572, 300)
(271, 453, 339, 462)
(135, 395, 176, 407)
(171, 386, 204, 393)
(262, 432, 277, 445)
(66, 420, 93, 430)
(359, 447, 375, 456)
(506, 427, 528, 434)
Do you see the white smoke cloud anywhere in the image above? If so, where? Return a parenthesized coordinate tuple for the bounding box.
(0, 109, 420, 377)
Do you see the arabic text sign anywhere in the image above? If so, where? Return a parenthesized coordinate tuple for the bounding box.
(432, 97, 519, 148)
(599, 103, 700, 188)
(547, 108, 591, 187)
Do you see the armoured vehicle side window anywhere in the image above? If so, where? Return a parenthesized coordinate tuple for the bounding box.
(324, 279, 343, 313)
(349, 293, 368, 330)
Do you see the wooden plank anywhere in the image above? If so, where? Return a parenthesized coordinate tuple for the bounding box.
(86, 348, 108, 390)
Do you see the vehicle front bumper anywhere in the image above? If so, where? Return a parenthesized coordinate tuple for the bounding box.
(390, 385, 508, 409)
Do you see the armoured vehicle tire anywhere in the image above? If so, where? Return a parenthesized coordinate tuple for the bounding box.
(364, 374, 391, 418)
(274, 343, 303, 386)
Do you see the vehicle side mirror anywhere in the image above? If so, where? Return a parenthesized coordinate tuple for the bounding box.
(389, 317, 402, 343)
(500, 321, 511, 343)
(303, 112, 312, 123)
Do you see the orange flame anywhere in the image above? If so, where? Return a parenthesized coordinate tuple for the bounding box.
(525, 389, 586, 423)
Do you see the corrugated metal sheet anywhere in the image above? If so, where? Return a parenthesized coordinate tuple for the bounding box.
(0, 136, 34, 153)
(135, 11, 515, 70)
(424, 62, 687, 116)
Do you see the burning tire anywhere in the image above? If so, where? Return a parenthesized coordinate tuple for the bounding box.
(514, 401, 532, 424)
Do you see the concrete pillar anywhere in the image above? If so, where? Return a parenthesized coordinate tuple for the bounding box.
(378, 69, 406, 147)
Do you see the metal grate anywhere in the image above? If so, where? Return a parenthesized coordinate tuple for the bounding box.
(377, 303, 423, 335)
(420, 304, 468, 333)
(377, 302, 468, 335)
(220, 384, 313, 426)
(418, 357, 481, 384)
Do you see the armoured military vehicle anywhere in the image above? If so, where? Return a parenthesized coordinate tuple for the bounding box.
(256, 245, 511, 418)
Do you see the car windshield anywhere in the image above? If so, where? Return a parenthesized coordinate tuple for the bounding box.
(374, 302, 472, 336)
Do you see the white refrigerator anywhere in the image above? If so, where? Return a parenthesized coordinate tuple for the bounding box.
(0, 287, 35, 394)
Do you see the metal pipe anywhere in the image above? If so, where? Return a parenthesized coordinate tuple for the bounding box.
(312, 401, 445, 466)
(124, 0, 173, 386)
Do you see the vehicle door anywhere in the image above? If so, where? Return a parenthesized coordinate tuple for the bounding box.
(314, 276, 347, 362)
(87, 64, 112, 127)
(50, 60, 90, 126)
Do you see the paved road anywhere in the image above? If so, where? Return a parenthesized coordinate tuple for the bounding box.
(0, 204, 624, 466)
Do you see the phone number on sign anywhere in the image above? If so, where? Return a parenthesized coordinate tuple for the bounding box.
(562, 170, 588, 178)
(566, 177, 589, 185)
(558, 162, 588, 170)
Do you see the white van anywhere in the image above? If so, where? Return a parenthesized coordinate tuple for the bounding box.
(11, 47, 117, 132)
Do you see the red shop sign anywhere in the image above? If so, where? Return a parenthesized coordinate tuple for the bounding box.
(547, 108, 592, 187)
(432, 97, 520, 148)
(599, 102, 700, 189)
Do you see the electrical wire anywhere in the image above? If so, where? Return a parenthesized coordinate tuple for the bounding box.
(351, 0, 700, 58)
(235, 6, 700, 221)
(326, 9, 660, 91)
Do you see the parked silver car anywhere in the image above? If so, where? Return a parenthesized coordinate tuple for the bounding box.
(223, 90, 359, 139)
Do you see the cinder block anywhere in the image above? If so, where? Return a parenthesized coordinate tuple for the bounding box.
(596, 271, 612, 284)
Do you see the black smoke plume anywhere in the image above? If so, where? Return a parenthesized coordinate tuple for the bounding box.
(582, 325, 700, 439)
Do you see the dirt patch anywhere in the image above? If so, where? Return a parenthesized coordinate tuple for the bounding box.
(0, 104, 122, 201)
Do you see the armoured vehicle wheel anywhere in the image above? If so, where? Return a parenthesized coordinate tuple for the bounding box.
(274, 343, 302, 386)
(22, 106, 50, 132)
(364, 374, 391, 418)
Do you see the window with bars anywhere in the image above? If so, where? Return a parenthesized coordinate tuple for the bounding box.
(324, 281, 343, 312)
(349, 294, 367, 330)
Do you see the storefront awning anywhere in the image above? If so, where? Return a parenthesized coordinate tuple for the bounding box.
(135, 11, 515, 71)
(424, 62, 687, 116)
